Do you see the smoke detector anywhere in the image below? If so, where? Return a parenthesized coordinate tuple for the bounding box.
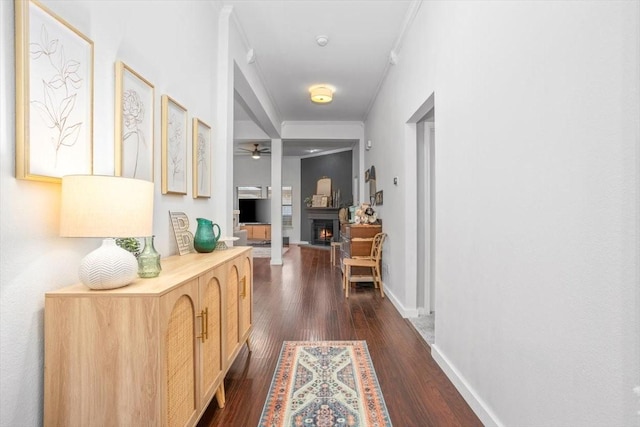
(316, 35, 329, 47)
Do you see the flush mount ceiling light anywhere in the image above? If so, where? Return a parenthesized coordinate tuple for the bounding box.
(309, 85, 333, 104)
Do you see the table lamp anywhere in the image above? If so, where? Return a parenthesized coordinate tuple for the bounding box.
(60, 175, 154, 290)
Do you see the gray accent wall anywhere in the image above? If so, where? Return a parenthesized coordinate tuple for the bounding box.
(300, 150, 353, 242)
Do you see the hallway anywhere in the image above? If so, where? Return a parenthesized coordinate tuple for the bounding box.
(199, 245, 482, 426)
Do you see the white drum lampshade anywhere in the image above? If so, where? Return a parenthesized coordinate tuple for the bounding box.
(60, 175, 154, 290)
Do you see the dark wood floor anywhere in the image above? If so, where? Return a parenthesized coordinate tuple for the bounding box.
(199, 244, 482, 427)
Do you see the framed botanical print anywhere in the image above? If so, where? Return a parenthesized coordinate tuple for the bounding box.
(192, 118, 211, 198)
(161, 95, 187, 195)
(115, 61, 154, 182)
(15, 0, 94, 182)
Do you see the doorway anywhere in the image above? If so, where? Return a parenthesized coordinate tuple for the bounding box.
(412, 102, 435, 345)
(416, 112, 435, 314)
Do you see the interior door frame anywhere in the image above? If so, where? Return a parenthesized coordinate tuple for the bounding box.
(416, 119, 435, 315)
(424, 122, 435, 313)
(405, 92, 435, 318)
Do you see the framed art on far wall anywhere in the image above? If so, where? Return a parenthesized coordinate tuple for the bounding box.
(161, 95, 187, 195)
(192, 118, 211, 198)
(375, 190, 383, 206)
(115, 61, 154, 182)
(15, 0, 94, 182)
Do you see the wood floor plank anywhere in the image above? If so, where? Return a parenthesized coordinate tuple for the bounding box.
(198, 245, 482, 427)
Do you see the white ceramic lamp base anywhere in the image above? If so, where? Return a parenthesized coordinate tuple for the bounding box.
(79, 239, 138, 290)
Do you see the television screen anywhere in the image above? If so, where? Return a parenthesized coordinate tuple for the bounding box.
(238, 199, 271, 224)
(238, 199, 257, 223)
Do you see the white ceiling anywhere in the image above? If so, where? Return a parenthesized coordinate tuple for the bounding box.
(228, 0, 416, 157)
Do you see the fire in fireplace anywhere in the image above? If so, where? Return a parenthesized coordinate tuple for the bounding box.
(312, 219, 334, 246)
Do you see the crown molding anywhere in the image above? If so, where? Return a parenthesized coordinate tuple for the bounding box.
(363, 0, 423, 120)
(299, 147, 354, 160)
(281, 120, 365, 128)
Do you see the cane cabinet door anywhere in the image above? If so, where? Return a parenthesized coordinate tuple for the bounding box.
(197, 265, 224, 408)
(160, 279, 199, 427)
(239, 254, 253, 342)
(225, 259, 240, 366)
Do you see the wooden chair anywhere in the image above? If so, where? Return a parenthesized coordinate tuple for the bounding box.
(342, 232, 386, 298)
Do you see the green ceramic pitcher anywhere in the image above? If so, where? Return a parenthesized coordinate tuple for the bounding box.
(194, 218, 221, 253)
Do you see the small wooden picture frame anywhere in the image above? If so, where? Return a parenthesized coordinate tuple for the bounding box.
(375, 190, 383, 206)
(312, 194, 327, 207)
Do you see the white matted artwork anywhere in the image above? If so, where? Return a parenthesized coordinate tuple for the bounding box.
(161, 95, 187, 195)
(115, 61, 154, 181)
(192, 118, 211, 198)
(312, 195, 328, 207)
(15, 0, 94, 182)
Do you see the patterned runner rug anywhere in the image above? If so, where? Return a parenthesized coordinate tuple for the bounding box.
(259, 341, 392, 427)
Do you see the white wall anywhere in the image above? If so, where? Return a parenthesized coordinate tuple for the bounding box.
(0, 1, 223, 425)
(216, 6, 282, 236)
(366, 1, 640, 426)
(234, 156, 272, 188)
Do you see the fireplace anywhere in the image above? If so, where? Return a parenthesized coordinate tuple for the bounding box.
(312, 219, 334, 246)
(306, 207, 340, 246)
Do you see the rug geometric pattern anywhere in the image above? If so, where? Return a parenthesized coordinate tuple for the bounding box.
(259, 341, 392, 426)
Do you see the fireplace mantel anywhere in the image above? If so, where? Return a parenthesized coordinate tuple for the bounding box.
(306, 207, 339, 213)
(306, 207, 339, 220)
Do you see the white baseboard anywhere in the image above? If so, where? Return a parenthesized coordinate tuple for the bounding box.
(417, 307, 431, 316)
(430, 344, 503, 427)
(383, 284, 420, 318)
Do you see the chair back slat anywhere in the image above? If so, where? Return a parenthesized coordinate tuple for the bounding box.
(370, 233, 386, 262)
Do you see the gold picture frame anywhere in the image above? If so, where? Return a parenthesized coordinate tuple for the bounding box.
(192, 118, 211, 198)
(115, 61, 154, 182)
(15, 0, 94, 182)
(161, 95, 188, 195)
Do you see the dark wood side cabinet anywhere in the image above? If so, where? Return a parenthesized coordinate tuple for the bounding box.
(339, 224, 382, 279)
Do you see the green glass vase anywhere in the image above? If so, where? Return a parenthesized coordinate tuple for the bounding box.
(138, 236, 161, 278)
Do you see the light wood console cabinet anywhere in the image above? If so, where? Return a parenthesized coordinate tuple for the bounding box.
(44, 247, 252, 427)
(240, 224, 271, 241)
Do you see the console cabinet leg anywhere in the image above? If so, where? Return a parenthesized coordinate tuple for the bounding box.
(215, 384, 226, 408)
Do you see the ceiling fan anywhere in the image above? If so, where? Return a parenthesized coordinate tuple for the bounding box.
(238, 143, 271, 159)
